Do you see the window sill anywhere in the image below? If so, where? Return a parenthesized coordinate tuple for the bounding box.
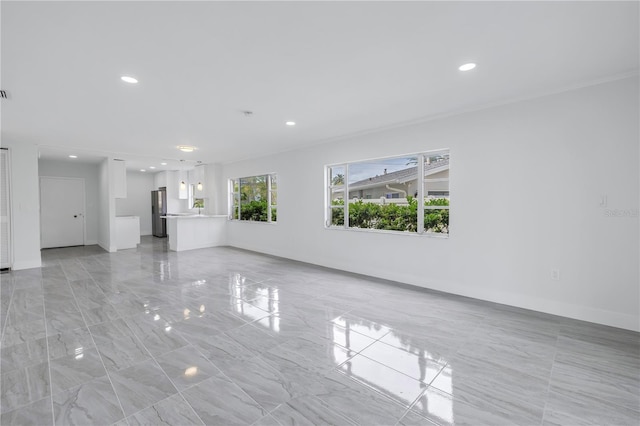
(324, 225, 449, 238)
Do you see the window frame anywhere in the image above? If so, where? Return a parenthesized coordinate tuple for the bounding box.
(228, 173, 277, 224)
(325, 149, 449, 237)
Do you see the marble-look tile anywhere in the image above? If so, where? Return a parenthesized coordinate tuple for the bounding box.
(128, 394, 204, 426)
(47, 327, 96, 360)
(95, 335, 152, 372)
(80, 304, 120, 326)
(0, 396, 53, 426)
(108, 359, 178, 416)
(252, 414, 283, 426)
(312, 370, 408, 425)
(549, 351, 640, 411)
(127, 319, 189, 357)
(169, 314, 228, 345)
(263, 332, 350, 374)
(428, 362, 545, 425)
(336, 354, 427, 407)
(359, 341, 446, 384)
(542, 389, 640, 426)
(224, 323, 288, 354)
(46, 311, 87, 335)
(331, 313, 392, 340)
(269, 394, 357, 426)
(3, 293, 44, 325)
(0, 361, 51, 413)
(155, 345, 220, 390)
(182, 375, 267, 426)
(3, 240, 640, 425)
(397, 409, 438, 425)
(0, 336, 48, 373)
(193, 331, 266, 372)
(1, 318, 47, 348)
(52, 376, 124, 426)
(408, 385, 538, 426)
(89, 318, 136, 342)
(220, 355, 299, 412)
(49, 347, 107, 394)
(556, 335, 640, 370)
(455, 325, 556, 379)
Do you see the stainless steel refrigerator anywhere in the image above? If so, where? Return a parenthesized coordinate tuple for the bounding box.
(151, 189, 167, 237)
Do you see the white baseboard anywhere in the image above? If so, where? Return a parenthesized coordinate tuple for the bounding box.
(11, 259, 42, 270)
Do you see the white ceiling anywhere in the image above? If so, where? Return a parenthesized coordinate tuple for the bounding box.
(2, 1, 638, 170)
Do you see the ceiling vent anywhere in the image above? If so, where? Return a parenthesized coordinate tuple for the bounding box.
(0, 90, 8, 99)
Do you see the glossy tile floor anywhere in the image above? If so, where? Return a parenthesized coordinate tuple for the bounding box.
(1, 237, 639, 425)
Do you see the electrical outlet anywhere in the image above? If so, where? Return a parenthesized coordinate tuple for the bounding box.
(551, 269, 561, 280)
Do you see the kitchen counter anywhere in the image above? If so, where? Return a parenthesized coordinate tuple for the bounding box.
(162, 214, 228, 219)
(115, 216, 140, 250)
(161, 214, 227, 251)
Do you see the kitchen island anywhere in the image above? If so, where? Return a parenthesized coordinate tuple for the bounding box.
(162, 215, 227, 252)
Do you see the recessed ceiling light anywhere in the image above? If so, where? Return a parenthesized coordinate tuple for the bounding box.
(149, 166, 156, 169)
(160, 162, 167, 166)
(140, 169, 146, 172)
(458, 63, 476, 71)
(121, 76, 138, 84)
(285, 121, 296, 126)
(69, 155, 78, 158)
(178, 145, 195, 152)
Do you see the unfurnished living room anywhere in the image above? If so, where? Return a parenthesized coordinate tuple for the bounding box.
(0, 1, 638, 425)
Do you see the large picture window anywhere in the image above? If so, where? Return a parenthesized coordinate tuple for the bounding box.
(326, 150, 449, 235)
(229, 174, 277, 223)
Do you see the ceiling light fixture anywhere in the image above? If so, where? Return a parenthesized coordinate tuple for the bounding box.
(68, 155, 78, 159)
(121, 76, 138, 84)
(285, 121, 296, 126)
(140, 169, 146, 172)
(160, 162, 167, 166)
(149, 166, 156, 169)
(177, 145, 195, 152)
(458, 63, 476, 71)
(197, 182, 203, 191)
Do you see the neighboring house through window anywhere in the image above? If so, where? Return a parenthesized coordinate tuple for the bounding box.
(326, 149, 450, 235)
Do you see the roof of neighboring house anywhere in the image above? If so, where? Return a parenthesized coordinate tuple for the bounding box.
(349, 158, 449, 190)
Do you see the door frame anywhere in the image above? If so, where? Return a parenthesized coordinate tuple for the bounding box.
(1, 148, 13, 269)
(39, 176, 87, 248)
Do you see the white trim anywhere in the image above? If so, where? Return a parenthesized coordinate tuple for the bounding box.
(11, 260, 42, 270)
(1, 148, 14, 269)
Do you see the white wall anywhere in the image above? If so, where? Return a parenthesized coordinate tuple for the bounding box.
(116, 171, 155, 235)
(222, 76, 640, 331)
(1, 142, 41, 270)
(39, 159, 100, 244)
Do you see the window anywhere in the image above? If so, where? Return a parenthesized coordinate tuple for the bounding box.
(229, 173, 277, 223)
(326, 150, 449, 235)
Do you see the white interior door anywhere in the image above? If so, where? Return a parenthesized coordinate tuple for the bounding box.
(40, 177, 86, 249)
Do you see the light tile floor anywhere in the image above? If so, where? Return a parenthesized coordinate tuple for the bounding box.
(1, 236, 639, 425)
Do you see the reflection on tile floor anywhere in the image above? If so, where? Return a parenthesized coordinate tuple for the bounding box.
(1, 236, 639, 425)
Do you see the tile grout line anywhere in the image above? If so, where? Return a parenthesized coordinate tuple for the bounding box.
(539, 330, 560, 426)
(64, 261, 130, 426)
(0, 272, 18, 352)
(40, 273, 56, 425)
(127, 338, 208, 426)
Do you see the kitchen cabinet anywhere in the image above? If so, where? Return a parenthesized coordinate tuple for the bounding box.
(113, 159, 127, 198)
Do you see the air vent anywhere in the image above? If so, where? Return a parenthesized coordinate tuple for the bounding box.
(0, 91, 7, 99)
